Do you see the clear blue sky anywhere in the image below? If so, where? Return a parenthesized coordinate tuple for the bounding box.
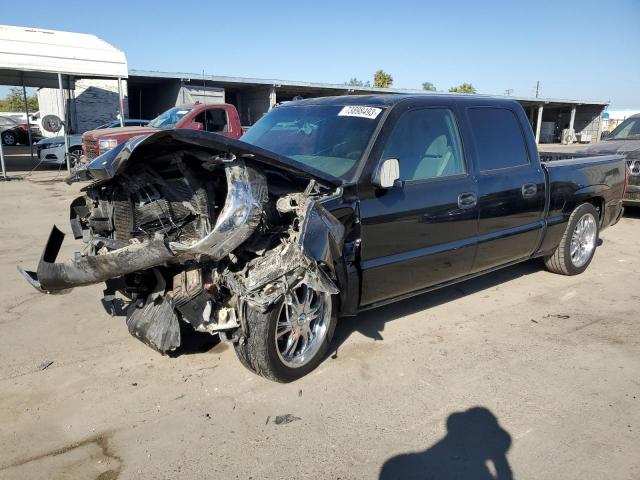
(2, 0, 639, 109)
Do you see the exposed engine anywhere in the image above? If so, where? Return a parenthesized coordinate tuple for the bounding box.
(82, 162, 220, 245)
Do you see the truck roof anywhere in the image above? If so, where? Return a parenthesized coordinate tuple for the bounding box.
(288, 94, 522, 109)
(174, 103, 235, 111)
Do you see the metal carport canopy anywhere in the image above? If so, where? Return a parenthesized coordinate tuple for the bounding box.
(0, 25, 128, 178)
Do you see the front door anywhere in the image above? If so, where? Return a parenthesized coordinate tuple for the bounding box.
(359, 106, 479, 306)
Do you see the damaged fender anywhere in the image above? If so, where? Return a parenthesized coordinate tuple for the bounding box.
(226, 193, 346, 312)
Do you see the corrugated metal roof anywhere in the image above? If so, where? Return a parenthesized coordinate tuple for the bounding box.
(0, 25, 127, 84)
(130, 69, 609, 107)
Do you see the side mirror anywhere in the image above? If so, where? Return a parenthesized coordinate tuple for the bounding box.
(185, 121, 204, 131)
(600, 131, 611, 140)
(373, 158, 400, 188)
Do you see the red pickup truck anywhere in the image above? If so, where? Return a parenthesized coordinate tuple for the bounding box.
(82, 103, 242, 160)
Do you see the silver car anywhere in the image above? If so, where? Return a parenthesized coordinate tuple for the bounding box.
(35, 134, 83, 165)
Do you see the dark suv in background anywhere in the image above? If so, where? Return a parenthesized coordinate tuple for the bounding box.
(582, 113, 640, 206)
(1, 114, 39, 145)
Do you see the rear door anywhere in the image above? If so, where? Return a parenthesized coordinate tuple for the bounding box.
(359, 103, 479, 306)
(464, 106, 546, 271)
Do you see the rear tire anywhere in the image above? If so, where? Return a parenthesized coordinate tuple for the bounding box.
(234, 283, 337, 382)
(544, 203, 599, 275)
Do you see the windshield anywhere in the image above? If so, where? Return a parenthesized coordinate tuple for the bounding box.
(148, 107, 193, 129)
(241, 105, 384, 180)
(608, 116, 640, 141)
(0, 115, 18, 126)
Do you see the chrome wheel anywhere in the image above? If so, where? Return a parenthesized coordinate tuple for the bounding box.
(570, 213, 597, 268)
(275, 284, 331, 368)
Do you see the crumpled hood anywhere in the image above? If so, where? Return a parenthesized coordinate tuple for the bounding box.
(78, 128, 342, 187)
(580, 139, 640, 156)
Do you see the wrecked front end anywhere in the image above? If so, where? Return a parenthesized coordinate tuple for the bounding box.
(19, 130, 347, 360)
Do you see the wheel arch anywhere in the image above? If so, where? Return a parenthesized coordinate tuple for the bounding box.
(563, 185, 607, 224)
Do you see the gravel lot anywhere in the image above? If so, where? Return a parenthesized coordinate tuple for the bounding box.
(1, 162, 639, 479)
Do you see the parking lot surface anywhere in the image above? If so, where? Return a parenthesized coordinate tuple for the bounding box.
(1, 175, 638, 479)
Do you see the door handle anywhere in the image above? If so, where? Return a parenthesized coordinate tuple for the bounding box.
(521, 183, 537, 198)
(457, 192, 477, 209)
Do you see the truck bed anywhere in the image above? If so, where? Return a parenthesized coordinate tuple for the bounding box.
(539, 151, 623, 166)
(535, 151, 626, 256)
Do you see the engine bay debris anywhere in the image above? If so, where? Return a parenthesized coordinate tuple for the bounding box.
(18, 130, 345, 354)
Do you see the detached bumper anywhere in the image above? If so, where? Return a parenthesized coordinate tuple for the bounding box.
(18, 226, 175, 294)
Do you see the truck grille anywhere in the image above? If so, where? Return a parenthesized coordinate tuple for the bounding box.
(627, 159, 640, 177)
(84, 139, 99, 160)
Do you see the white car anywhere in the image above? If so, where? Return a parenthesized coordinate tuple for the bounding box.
(35, 119, 149, 166)
(36, 134, 83, 165)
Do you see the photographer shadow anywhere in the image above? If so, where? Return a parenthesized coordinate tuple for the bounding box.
(380, 407, 513, 480)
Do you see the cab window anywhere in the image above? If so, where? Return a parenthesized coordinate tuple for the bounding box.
(467, 107, 529, 171)
(382, 108, 466, 181)
(194, 109, 228, 133)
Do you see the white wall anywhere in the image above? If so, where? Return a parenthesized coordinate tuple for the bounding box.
(178, 85, 225, 105)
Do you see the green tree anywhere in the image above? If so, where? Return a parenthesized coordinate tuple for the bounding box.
(0, 87, 39, 112)
(374, 70, 393, 88)
(422, 82, 436, 91)
(448, 83, 476, 94)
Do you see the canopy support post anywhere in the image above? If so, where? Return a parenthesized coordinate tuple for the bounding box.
(0, 133, 6, 181)
(535, 105, 544, 144)
(22, 79, 34, 162)
(117, 77, 125, 127)
(58, 73, 71, 174)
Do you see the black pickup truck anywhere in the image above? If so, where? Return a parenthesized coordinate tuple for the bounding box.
(20, 95, 626, 382)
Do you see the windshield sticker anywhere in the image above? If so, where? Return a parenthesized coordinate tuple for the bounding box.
(176, 110, 189, 115)
(338, 106, 382, 119)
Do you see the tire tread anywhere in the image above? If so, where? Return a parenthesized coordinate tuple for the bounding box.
(544, 203, 599, 276)
(234, 296, 336, 382)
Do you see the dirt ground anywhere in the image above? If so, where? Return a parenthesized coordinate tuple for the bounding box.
(1, 156, 639, 479)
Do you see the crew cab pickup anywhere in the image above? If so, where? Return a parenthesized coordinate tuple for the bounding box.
(20, 95, 626, 383)
(82, 103, 242, 160)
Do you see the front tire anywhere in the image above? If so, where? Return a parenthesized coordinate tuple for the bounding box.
(234, 283, 337, 382)
(2, 131, 17, 146)
(544, 203, 599, 275)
